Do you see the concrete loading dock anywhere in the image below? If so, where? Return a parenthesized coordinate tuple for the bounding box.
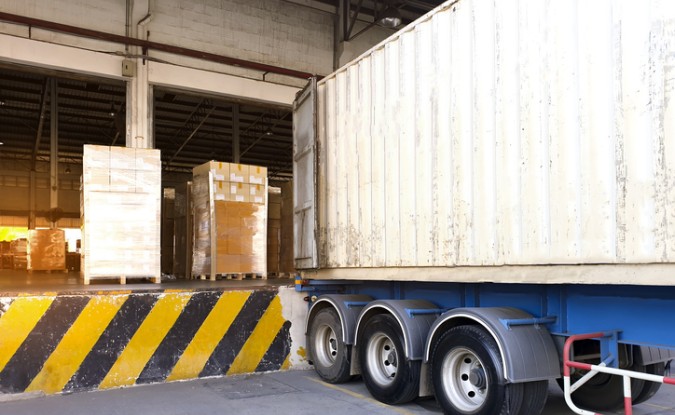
(0, 271, 308, 395)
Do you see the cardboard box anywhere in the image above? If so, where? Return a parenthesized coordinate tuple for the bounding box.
(82, 145, 110, 169)
(136, 148, 162, 171)
(192, 186, 267, 276)
(82, 145, 161, 280)
(249, 165, 267, 185)
(230, 234, 253, 255)
(268, 237, 280, 253)
(137, 171, 161, 194)
(249, 184, 266, 204)
(216, 254, 241, 273)
(213, 180, 229, 201)
(110, 169, 136, 193)
(82, 167, 110, 192)
(279, 181, 295, 273)
(193, 161, 230, 182)
(240, 255, 256, 272)
(110, 146, 137, 170)
(216, 216, 242, 231)
(268, 187, 282, 219)
(229, 182, 250, 203)
(229, 163, 249, 183)
(27, 229, 66, 271)
(269, 202, 281, 220)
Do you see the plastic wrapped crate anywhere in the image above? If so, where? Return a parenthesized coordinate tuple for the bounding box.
(27, 229, 66, 271)
(81, 145, 161, 284)
(191, 161, 267, 280)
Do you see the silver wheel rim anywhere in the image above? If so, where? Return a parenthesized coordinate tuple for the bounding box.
(365, 332, 398, 387)
(315, 323, 338, 367)
(441, 347, 488, 412)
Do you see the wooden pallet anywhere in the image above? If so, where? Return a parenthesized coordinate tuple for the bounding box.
(266, 272, 294, 279)
(83, 275, 161, 285)
(28, 269, 68, 273)
(197, 273, 268, 281)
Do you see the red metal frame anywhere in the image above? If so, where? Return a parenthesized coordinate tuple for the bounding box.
(563, 332, 675, 415)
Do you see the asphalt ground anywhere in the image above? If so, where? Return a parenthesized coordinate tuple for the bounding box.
(1, 369, 674, 415)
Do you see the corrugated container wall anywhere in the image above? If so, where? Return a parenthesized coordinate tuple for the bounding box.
(311, 0, 675, 282)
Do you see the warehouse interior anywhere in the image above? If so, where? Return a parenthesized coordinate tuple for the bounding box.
(0, 0, 446, 289)
(0, 0, 451, 398)
(0, 63, 296, 287)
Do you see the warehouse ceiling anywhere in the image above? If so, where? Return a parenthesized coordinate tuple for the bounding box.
(0, 64, 294, 179)
(315, 0, 443, 25)
(314, 0, 444, 39)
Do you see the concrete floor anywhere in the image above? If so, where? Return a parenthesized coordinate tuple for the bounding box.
(1, 369, 674, 415)
(0, 269, 290, 294)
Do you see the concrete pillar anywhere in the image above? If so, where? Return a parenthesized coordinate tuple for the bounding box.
(29, 170, 36, 229)
(232, 104, 240, 163)
(49, 78, 59, 216)
(126, 59, 152, 149)
(127, 0, 153, 150)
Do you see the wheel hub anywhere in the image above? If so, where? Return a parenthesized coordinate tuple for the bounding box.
(366, 332, 399, 387)
(469, 368, 486, 388)
(386, 351, 397, 367)
(441, 347, 489, 412)
(315, 323, 338, 367)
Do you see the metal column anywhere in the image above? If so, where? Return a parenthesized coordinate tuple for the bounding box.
(49, 78, 59, 225)
(232, 104, 240, 163)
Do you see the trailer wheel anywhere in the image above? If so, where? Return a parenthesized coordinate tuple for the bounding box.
(632, 362, 665, 405)
(430, 325, 525, 415)
(308, 307, 352, 383)
(358, 314, 420, 404)
(557, 371, 644, 411)
(516, 381, 548, 415)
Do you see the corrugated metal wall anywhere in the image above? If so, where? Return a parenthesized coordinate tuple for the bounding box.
(316, 0, 675, 269)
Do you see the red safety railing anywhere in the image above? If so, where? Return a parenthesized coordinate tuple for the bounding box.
(563, 332, 675, 415)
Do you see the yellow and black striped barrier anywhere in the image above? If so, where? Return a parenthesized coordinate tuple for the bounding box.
(0, 287, 301, 395)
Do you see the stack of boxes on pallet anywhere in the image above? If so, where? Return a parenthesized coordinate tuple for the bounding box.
(267, 187, 282, 275)
(81, 145, 161, 284)
(266, 182, 295, 277)
(27, 229, 66, 271)
(161, 188, 175, 275)
(0, 242, 10, 269)
(10, 239, 27, 270)
(192, 161, 267, 279)
(279, 181, 295, 274)
(173, 181, 192, 278)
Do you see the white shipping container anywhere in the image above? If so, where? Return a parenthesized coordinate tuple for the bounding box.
(293, 0, 675, 285)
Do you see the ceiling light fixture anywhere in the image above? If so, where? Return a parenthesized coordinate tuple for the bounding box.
(65, 165, 71, 174)
(109, 102, 116, 117)
(377, 3, 402, 28)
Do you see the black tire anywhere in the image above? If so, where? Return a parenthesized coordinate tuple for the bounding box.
(358, 314, 420, 405)
(556, 371, 644, 411)
(430, 325, 525, 415)
(308, 307, 352, 383)
(516, 381, 548, 415)
(632, 362, 665, 405)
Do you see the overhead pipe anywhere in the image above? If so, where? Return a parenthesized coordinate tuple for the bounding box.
(0, 11, 314, 80)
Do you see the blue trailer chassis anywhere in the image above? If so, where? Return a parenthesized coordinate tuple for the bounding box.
(296, 278, 675, 355)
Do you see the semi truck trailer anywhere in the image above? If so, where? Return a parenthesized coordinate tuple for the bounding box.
(292, 0, 675, 414)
